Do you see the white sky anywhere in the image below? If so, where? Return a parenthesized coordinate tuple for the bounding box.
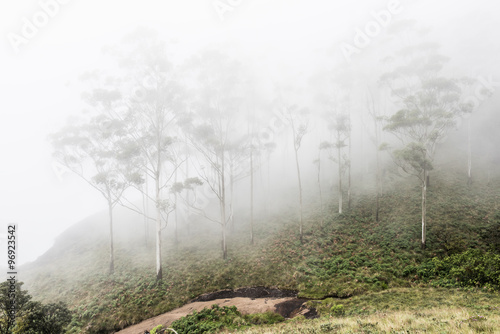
(0, 0, 498, 266)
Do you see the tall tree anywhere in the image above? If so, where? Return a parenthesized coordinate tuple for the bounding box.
(380, 42, 472, 248)
(51, 100, 133, 274)
(320, 113, 350, 215)
(365, 89, 387, 222)
(184, 48, 246, 259)
(284, 105, 309, 243)
(0, 281, 32, 334)
(111, 29, 183, 280)
(312, 69, 352, 215)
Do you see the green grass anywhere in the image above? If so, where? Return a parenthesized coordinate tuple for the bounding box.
(21, 167, 500, 333)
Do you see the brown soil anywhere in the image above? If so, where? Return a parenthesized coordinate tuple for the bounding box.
(114, 297, 300, 334)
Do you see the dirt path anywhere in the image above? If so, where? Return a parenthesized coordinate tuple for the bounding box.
(114, 297, 298, 334)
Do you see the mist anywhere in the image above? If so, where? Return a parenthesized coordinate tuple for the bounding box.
(0, 0, 498, 282)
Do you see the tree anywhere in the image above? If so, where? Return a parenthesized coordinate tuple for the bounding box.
(313, 148, 324, 222)
(365, 88, 387, 222)
(320, 113, 350, 215)
(110, 29, 184, 280)
(13, 302, 71, 334)
(312, 69, 352, 215)
(226, 136, 249, 233)
(458, 77, 493, 185)
(0, 281, 31, 334)
(380, 42, 471, 248)
(184, 48, 246, 259)
(284, 105, 309, 243)
(51, 104, 134, 274)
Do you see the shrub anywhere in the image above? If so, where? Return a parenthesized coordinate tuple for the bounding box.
(429, 249, 500, 288)
(170, 305, 284, 333)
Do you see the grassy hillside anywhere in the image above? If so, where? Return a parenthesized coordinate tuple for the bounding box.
(20, 166, 500, 333)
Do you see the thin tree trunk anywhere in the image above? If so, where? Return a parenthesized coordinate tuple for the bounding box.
(220, 151, 227, 260)
(467, 119, 472, 185)
(174, 169, 178, 246)
(338, 145, 343, 214)
(421, 172, 427, 249)
(143, 176, 149, 247)
(294, 146, 303, 243)
(185, 154, 191, 236)
(267, 154, 271, 217)
(229, 160, 234, 233)
(155, 166, 163, 280)
(375, 147, 380, 222)
(108, 198, 115, 275)
(317, 150, 323, 223)
(250, 145, 254, 245)
(348, 115, 352, 211)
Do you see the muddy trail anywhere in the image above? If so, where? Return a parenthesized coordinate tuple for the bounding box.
(114, 287, 317, 334)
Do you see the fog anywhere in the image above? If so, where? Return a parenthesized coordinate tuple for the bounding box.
(0, 0, 499, 269)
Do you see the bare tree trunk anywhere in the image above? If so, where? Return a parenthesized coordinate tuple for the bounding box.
(267, 155, 271, 217)
(220, 151, 227, 260)
(375, 147, 381, 222)
(338, 144, 343, 214)
(348, 116, 352, 211)
(467, 119, 472, 185)
(294, 146, 303, 243)
(229, 161, 234, 233)
(185, 155, 191, 236)
(142, 176, 149, 247)
(108, 198, 115, 275)
(174, 169, 178, 246)
(421, 171, 427, 249)
(250, 145, 254, 245)
(155, 168, 163, 281)
(317, 151, 323, 223)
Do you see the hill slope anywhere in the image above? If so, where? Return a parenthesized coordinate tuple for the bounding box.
(20, 167, 500, 333)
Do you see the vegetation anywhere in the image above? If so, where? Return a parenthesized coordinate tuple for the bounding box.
(19, 164, 500, 333)
(0, 282, 71, 334)
(167, 304, 284, 333)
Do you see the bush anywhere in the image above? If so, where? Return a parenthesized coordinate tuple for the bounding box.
(246, 311, 284, 325)
(170, 304, 284, 333)
(150, 324, 164, 334)
(433, 249, 500, 288)
(13, 301, 72, 334)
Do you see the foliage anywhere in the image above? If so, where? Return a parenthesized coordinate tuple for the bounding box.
(169, 305, 283, 334)
(0, 282, 71, 334)
(0, 281, 32, 334)
(21, 168, 500, 333)
(13, 301, 71, 334)
(150, 324, 163, 334)
(432, 250, 500, 289)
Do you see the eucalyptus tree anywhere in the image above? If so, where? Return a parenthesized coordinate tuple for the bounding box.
(226, 137, 249, 232)
(283, 104, 309, 243)
(380, 42, 472, 248)
(311, 68, 352, 215)
(50, 97, 135, 274)
(183, 48, 247, 260)
(365, 88, 388, 222)
(108, 29, 184, 280)
(320, 112, 350, 214)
